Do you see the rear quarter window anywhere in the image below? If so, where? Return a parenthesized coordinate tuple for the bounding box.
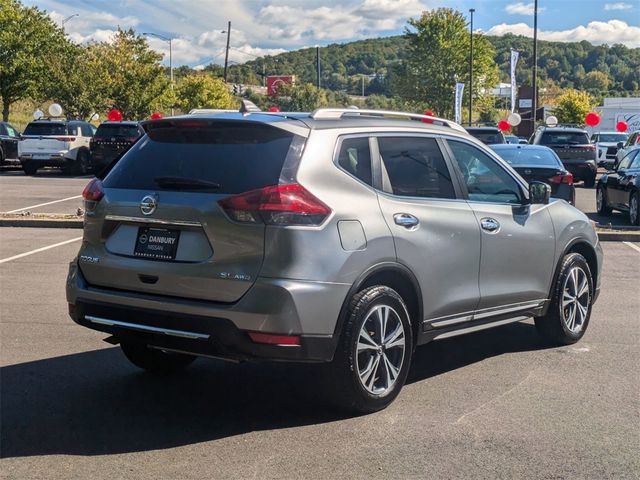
(103, 121, 304, 194)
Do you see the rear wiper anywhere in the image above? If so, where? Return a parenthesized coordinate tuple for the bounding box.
(153, 176, 221, 190)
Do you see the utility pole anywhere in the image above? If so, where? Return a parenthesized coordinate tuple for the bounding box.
(316, 46, 321, 88)
(468, 8, 475, 126)
(223, 21, 231, 82)
(532, 0, 539, 130)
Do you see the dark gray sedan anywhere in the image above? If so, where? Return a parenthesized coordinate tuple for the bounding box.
(491, 144, 575, 205)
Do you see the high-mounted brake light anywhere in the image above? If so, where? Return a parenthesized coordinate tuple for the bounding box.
(218, 184, 331, 226)
(82, 178, 104, 202)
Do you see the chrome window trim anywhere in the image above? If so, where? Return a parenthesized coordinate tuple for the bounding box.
(104, 215, 201, 227)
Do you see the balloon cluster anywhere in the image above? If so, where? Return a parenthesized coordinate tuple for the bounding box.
(616, 121, 628, 133)
(150, 112, 162, 120)
(585, 112, 600, 127)
(421, 110, 435, 123)
(107, 109, 123, 122)
(497, 112, 522, 132)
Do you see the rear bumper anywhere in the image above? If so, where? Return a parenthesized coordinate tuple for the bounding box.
(20, 153, 72, 167)
(562, 161, 597, 181)
(66, 261, 349, 362)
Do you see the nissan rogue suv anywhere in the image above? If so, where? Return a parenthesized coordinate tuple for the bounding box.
(67, 106, 603, 413)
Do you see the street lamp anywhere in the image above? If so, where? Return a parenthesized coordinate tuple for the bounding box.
(143, 32, 174, 114)
(222, 22, 231, 82)
(61, 13, 79, 28)
(468, 8, 475, 126)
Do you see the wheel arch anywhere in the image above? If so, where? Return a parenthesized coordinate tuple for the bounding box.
(334, 262, 423, 344)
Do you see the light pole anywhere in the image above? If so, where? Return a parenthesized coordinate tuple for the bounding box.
(143, 32, 173, 114)
(531, 0, 539, 130)
(223, 22, 231, 82)
(61, 13, 79, 28)
(468, 8, 475, 126)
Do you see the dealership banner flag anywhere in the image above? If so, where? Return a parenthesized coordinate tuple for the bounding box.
(454, 82, 465, 124)
(510, 49, 519, 112)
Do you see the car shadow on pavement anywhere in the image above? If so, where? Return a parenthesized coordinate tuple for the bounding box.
(1, 322, 549, 458)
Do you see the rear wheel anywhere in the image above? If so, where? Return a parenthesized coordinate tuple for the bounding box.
(596, 186, 611, 215)
(535, 253, 593, 345)
(120, 341, 196, 373)
(630, 192, 639, 226)
(584, 175, 596, 188)
(22, 163, 38, 176)
(328, 285, 413, 413)
(73, 150, 89, 175)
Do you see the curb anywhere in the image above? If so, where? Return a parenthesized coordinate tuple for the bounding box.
(596, 231, 640, 242)
(0, 218, 84, 228)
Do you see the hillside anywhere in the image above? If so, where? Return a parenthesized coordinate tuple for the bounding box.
(219, 34, 640, 97)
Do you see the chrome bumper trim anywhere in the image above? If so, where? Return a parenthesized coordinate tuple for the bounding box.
(85, 315, 210, 340)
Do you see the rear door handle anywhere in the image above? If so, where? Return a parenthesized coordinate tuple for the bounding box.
(394, 213, 419, 228)
(480, 217, 500, 233)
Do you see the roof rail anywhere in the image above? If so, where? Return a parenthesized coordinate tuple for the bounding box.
(310, 108, 466, 132)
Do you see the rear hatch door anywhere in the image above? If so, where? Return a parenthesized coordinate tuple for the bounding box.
(80, 118, 306, 303)
(20, 122, 73, 157)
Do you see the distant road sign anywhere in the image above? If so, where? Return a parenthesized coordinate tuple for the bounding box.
(267, 76, 295, 96)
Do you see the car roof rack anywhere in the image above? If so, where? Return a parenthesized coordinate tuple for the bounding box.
(309, 108, 466, 132)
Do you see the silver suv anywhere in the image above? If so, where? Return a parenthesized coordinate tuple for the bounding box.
(67, 107, 603, 412)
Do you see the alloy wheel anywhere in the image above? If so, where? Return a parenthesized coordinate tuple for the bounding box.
(356, 304, 406, 396)
(562, 266, 590, 333)
(596, 188, 604, 212)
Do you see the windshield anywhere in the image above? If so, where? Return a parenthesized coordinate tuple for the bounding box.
(103, 122, 302, 194)
(95, 124, 140, 138)
(597, 133, 628, 143)
(467, 130, 505, 145)
(494, 147, 561, 167)
(23, 123, 68, 136)
(540, 131, 589, 145)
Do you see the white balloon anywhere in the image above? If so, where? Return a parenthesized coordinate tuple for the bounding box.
(48, 103, 63, 117)
(546, 115, 558, 127)
(33, 109, 44, 120)
(507, 112, 522, 126)
(90, 113, 99, 121)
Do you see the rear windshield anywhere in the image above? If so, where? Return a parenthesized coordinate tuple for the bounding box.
(95, 124, 140, 138)
(494, 147, 561, 167)
(103, 122, 302, 194)
(467, 130, 505, 144)
(23, 123, 68, 136)
(540, 132, 589, 145)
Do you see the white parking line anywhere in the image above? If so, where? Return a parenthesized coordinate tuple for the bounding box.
(6, 195, 83, 214)
(0, 237, 82, 265)
(623, 241, 640, 254)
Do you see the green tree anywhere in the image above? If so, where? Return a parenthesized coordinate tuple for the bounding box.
(274, 83, 329, 111)
(89, 29, 169, 119)
(0, 0, 70, 120)
(553, 89, 593, 125)
(391, 8, 498, 119)
(175, 74, 236, 112)
(583, 70, 610, 93)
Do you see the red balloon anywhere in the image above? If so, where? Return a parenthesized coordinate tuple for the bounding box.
(421, 110, 435, 123)
(267, 106, 280, 112)
(585, 112, 600, 127)
(498, 120, 510, 132)
(616, 121, 628, 132)
(107, 109, 122, 122)
(150, 112, 162, 120)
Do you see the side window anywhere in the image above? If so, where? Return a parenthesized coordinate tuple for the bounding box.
(448, 140, 523, 204)
(67, 123, 80, 136)
(618, 151, 637, 170)
(629, 152, 640, 169)
(6, 124, 18, 137)
(337, 137, 372, 186)
(80, 123, 94, 137)
(378, 136, 455, 199)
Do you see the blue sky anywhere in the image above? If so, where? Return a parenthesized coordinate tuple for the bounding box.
(24, 0, 640, 67)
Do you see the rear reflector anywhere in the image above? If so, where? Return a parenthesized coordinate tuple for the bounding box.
(218, 184, 331, 226)
(549, 173, 573, 185)
(248, 331, 301, 346)
(54, 137, 76, 142)
(82, 178, 104, 202)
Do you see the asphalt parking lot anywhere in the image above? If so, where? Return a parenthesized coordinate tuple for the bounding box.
(1, 170, 639, 479)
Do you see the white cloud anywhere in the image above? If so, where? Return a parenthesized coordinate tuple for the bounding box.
(505, 2, 544, 15)
(486, 19, 640, 48)
(604, 3, 633, 10)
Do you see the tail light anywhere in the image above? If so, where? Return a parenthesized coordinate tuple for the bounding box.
(82, 178, 104, 202)
(54, 136, 76, 142)
(218, 184, 331, 226)
(248, 331, 301, 346)
(585, 145, 596, 151)
(549, 173, 573, 185)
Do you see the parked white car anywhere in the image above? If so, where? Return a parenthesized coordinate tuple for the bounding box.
(590, 131, 628, 170)
(19, 119, 96, 175)
(615, 130, 640, 167)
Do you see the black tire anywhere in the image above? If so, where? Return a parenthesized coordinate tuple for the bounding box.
(630, 191, 640, 226)
(596, 186, 611, 215)
(535, 253, 594, 345)
(584, 175, 596, 188)
(22, 163, 38, 176)
(120, 341, 196, 373)
(327, 285, 413, 413)
(73, 150, 89, 175)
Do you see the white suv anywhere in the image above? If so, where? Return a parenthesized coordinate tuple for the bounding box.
(19, 119, 96, 175)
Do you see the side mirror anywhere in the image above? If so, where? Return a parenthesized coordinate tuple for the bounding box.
(529, 181, 550, 205)
(617, 142, 624, 149)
